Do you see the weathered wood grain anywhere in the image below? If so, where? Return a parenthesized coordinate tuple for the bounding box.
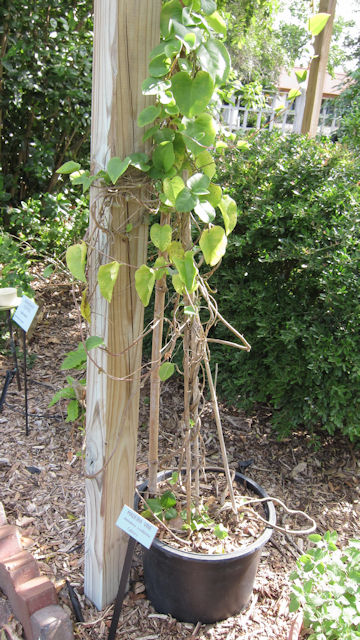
(301, 0, 337, 137)
(85, 0, 161, 609)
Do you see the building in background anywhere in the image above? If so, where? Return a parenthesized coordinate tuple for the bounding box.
(222, 68, 350, 136)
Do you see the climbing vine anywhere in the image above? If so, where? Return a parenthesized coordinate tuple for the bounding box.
(58, 0, 332, 525)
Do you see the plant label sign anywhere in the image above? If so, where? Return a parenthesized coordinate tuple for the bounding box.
(116, 505, 158, 549)
(12, 295, 38, 333)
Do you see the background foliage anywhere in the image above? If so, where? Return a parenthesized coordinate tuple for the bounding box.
(0, 0, 92, 212)
(212, 132, 360, 441)
(1, 1, 360, 443)
(337, 69, 360, 149)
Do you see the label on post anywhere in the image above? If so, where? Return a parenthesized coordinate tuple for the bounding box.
(12, 296, 38, 333)
(116, 505, 158, 549)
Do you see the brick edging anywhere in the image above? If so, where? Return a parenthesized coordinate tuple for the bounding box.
(0, 502, 73, 639)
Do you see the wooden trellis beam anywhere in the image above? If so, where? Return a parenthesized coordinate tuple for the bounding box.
(301, 0, 337, 137)
(84, 0, 161, 609)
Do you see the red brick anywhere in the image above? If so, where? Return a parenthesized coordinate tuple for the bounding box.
(16, 576, 58, 617)
(0, 550, 39, 589)
(0, 524, 22, 561)
(31, 605, 74, 640)
(11, 576, 58, 640)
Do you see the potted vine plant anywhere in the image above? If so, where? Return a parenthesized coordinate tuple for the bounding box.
(59, 0, 278, 624)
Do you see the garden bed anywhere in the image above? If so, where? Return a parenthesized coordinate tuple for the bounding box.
(0, 270, 359, 639)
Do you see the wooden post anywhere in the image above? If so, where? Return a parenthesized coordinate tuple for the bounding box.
(85, 0, 161, 609)
(301, 0, 337, 137)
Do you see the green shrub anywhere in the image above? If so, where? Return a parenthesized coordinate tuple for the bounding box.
(6, 190, 89, 256)
(290, 532, 360, 640)
(212, 131, 360, 440)
(337, 69, 360, 150)
(0, 232, 33, 294)
(0, 1, 92, 208)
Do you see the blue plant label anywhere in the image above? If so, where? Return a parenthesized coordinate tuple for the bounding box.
(12, 295, 38, 333)
(116, 505, 158, 549)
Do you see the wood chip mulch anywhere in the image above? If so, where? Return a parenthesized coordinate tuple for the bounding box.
(0, 269, 359, 640)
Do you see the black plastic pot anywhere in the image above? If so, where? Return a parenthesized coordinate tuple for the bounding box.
(139, 468, 276, 624)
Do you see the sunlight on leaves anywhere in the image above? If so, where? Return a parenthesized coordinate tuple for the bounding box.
(66, 242, 87, 283)
(98, 261, 121, 303)
(308, 13, 330, 36)
(199, 226, 227, 266)
(159, 362, 175, 381)
(135, 265, 156, 307)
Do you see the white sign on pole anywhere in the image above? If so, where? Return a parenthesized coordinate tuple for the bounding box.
(116, 505, 158, 549)
(12, 295, 38, 333)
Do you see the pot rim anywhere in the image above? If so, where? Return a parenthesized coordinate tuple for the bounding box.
(138, 467, 276, 562)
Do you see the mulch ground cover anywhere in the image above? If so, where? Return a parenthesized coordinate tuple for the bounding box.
(0, 268, 359, 639)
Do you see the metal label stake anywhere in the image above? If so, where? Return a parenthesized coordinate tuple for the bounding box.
(107, 536, 136, 640)
(12, 296, 38, 435)
(0, 307, 22, 412)
(108, 504, 158, 639)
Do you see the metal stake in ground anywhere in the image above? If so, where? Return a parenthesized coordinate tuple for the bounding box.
(12, 295, 39, 435)
(107, 537, 136, 640)
(22, 329, 29, 436)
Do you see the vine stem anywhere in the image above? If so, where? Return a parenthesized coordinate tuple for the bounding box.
(237, 496, 317, 535)
(148, 212, 170, 494)
(203, 353, 237, 513)
(183, 324, 193, 526)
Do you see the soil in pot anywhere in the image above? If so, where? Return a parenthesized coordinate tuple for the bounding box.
(139, 468, 276, 624)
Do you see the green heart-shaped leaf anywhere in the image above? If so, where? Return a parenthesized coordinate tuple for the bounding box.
(175, 187, 198, 212)
(150, 223, 172, 252)
(201, 0, 217, 15)
(168, 241, 184, 261)
(159, 362, 175, 381)
(187, 172, 210, 196)
(171, 71, 214, 118)
(154, 128, 175, 144)
(308, 12, 330, 36)
(149, 54, 171, 78)
(172, 273, 185, 294)
(207, 183, 222, 207)
(173, 250, 197, 292)
(66, 242, 87, 283)
(135, 265, 155, 307)
(81, 290, 90, 324)
(154, 256, 167, 280)
(288, 88, 301, 102)
(206, 11, 227, 36)
(137, 104, 162, 127)
(295, 69, 307, 83)
(194, 200, 216, 223)
(163, 175, 185, 205)
(57, 161, 81, 174)
(129, 152, 150, 172)
(219, 195, 237, 235)
(107, 157, 131, 184)
(195, 150, 216, 178)
(152, 141, 175, 172)
(160, 0, 183, 37)
(182, 113, 217, 156)
(197, 38, 231, 86)
(142, 77, 171, 95)
(98, 261, 121, 303)
(85, 336, 104, 350)
(199, 226, 227, 266)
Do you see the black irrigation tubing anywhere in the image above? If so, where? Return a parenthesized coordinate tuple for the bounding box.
(1, 403, 64, 421)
